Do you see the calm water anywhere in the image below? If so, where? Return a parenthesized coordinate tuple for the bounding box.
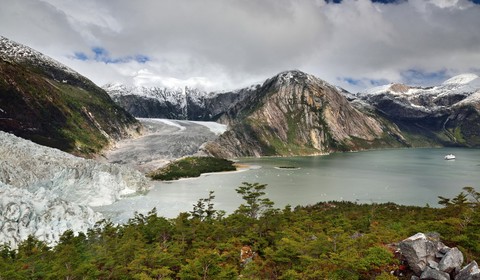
(96, 148, 480, 222)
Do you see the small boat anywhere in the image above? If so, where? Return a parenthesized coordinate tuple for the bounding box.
(444, 154, 456, 160)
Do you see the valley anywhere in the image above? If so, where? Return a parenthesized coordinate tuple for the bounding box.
(102, 118, 227, 173)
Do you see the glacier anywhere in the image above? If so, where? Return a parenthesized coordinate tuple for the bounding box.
(0, 131, 150, 248)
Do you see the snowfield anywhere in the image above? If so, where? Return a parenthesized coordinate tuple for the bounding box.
(0, 131, 149, 248)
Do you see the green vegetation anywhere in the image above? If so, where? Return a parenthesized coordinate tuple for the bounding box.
(0, 60, 137, 157)
(148, 156, 236, 181)
(1, 184, 480, 279)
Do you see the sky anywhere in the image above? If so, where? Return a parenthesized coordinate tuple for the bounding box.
(1, 0, 480, 93)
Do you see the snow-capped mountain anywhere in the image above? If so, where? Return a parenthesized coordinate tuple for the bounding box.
(0, 131, 149, 248)
(104, 83, 210, 119)
(357, 73, 480, 119)
(0, 36, 79, 79)
(103, 83, 259, 121)
(204, 70, 406, 157)
(356, 74, 480, 147)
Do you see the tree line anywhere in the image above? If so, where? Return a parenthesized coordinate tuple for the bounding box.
(1, 183, 479, 279)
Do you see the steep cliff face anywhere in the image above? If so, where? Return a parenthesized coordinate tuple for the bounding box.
(0, 37, 141, 157)
(357, 74, 480, 147)
(204, 71, 406, 157)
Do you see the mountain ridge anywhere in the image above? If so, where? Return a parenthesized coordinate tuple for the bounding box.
(104, 69, 480, 156)
(0, 36, 141, 157)
(355, 74, 480, 147)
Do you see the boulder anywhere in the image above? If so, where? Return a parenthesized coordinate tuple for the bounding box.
(420, 266, 450, 280)
(399, 233, 440, 275)
(438, 247, 464, 274)
(455, 261, 480, 280)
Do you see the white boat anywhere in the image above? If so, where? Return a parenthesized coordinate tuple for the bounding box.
(444, 154, 456, 160)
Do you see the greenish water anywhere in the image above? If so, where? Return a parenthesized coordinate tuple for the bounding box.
(97, 148, 480, 222)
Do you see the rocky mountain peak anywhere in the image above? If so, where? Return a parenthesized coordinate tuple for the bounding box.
(270, 70, 325, 87)
(390, 83, 410, 93)
(204, 71, 405, 157)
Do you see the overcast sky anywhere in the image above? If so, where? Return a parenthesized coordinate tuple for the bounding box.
(1, 0, 480, 92)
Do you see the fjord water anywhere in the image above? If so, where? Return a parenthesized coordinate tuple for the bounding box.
(97, 148, 480, 222)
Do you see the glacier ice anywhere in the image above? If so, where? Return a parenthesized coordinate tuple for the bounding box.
(0, 131, 150, 248)
(0, 182, 102, 249)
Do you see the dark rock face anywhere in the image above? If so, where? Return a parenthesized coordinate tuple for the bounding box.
(0, 36, 141, 157)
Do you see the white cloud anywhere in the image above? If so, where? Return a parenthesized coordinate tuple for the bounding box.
(1, 0, 479, 93)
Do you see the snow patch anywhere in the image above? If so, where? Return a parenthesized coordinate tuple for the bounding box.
(189, 121, 227, 135)
(143, 118, 187, 131)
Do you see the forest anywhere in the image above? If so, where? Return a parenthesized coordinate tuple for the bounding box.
(1, 183, 479, 280)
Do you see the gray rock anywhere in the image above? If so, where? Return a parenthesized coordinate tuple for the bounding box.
(455, 261, 480, 280)
(400, 233, 440, 275)
(420, 266, 450, 280)
(412, 276, 420, 280)
(438, 247, 463, 273)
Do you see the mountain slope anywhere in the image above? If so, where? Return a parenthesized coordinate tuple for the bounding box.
(357, 74, 480, 147)
(0, 36, 141, 157)
(204, 71, 406, 157)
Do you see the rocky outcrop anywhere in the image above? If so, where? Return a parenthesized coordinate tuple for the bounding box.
(204, 70, 406, 157)
(398, 232, 480, 280)
(0, 36, 141, 157)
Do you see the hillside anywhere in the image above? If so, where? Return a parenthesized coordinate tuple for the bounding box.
(204, 70, 407, 157)
(0, 36, 141, 157)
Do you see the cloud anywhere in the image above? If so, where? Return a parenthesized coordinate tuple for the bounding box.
(1, 0, 480, 92)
